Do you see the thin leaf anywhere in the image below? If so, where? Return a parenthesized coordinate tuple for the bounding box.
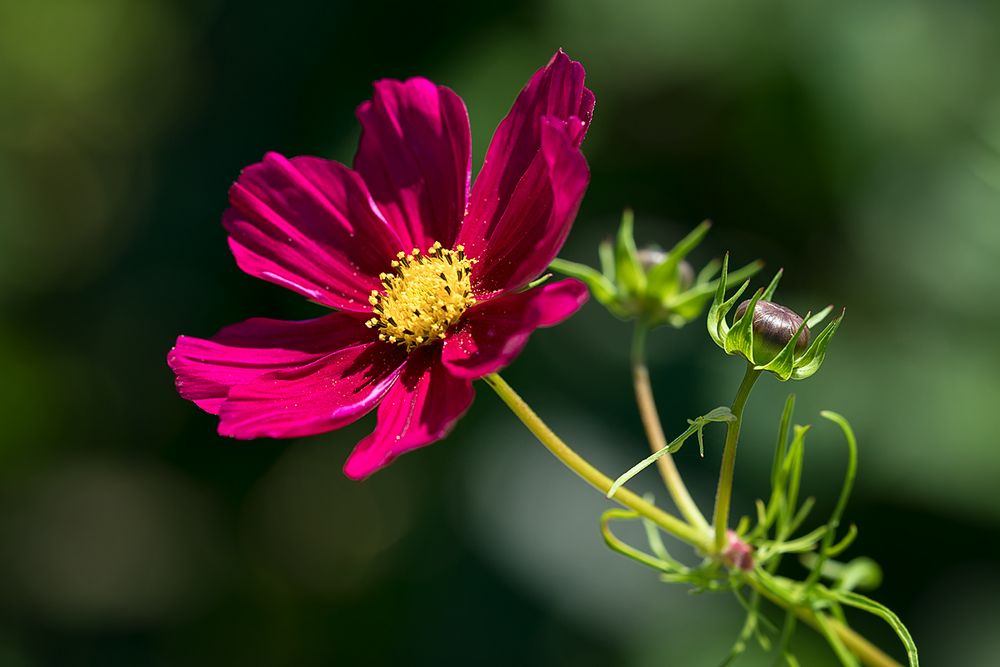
(607, 407, 734, 497)
(787, 497, 816, 536)
(823, 589, 919, 666)
(775, 610, 797, 666)
(777, 425, 809, 535)
(600, 508, 681, 575)
(803, 412, 858, 591)
(770, 525, 827, 554)
(772, 394, 796, 490)
(825, 524, 858, 558)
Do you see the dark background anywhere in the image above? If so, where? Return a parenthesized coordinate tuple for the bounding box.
(2, 0, 999, 664)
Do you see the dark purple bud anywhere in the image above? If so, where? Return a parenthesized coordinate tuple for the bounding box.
(636, 247, 694, 291)
(734, 299, 810, 363)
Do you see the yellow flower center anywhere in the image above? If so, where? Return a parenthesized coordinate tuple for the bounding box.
(366, 242, 477, 351)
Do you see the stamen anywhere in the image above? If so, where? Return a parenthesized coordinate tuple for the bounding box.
(367, 242, 477, 351)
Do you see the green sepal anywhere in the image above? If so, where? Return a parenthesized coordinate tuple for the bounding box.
(706, 252, 733, 344)
(548, 258, 621, 314)
(806, 305, 833, 329)
(665, 289, 716, 327)
(760, 267, 784, 301)
(707, 254, 752, 347)
(646, 219, 711, 297)
(790, 309, 845, 380)
(665, 258, 763, 325)
(755, 313, 812, 381)
(614, 209, 645, 298)
(725, 286, 765, 358)
(598, 238, 615, 281)
(696, 257, 722, 284)
(525, 272, 553, 289)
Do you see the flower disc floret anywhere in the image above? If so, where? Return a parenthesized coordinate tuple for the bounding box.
(366, 242, 477, 350)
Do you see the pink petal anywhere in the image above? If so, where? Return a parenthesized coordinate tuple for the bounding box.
(216, 338, 407, 440)
(343, 348, 474, 479)
(355, 78, 471, 250)
(459, 50, 594, 294)
(224, 152, 403, 311)
(168, 312, 377, 415)
(440, 278, 588, 380)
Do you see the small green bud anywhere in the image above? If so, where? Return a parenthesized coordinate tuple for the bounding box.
(733, 299, 810, 364)
(550, 211, 763, 328)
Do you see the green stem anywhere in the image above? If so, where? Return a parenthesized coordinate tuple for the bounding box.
(712, 363, 762, 551)
(483, 373, 710, 550)
(750, 578, 901, 667)
(630, 323, 711, 535)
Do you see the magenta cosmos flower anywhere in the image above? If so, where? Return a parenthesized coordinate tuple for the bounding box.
(168, 51, 594, 479)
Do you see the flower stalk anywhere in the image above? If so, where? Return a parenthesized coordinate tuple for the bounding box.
(712, 363, 762, 551)
(630, 322, 711, 535)
(482, 373, 711, 549)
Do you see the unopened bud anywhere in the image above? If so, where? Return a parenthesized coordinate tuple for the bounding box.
(722, 530, 754, 571)
(734, 299, 810, 364)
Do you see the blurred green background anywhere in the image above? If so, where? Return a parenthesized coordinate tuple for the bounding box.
(2, 0, 999, 664)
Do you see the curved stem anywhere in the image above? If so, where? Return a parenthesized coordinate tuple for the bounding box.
(483, 373, 710, 550)
(712, 363, 762, 551)
(630, 323, 711, 535)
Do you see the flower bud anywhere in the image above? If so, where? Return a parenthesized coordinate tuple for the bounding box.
(551, 216, 763, 329)
(733, 299, 810, 364)
(722, 530, 754, 571)
(707, 257, 843, 381)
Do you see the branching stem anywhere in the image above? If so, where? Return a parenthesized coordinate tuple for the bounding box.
(483, 372, 902, 667)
